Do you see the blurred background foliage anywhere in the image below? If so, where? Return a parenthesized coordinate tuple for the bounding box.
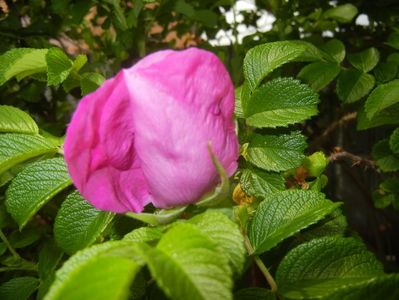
(0, 0, 399, 272)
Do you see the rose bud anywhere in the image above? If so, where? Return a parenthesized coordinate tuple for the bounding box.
(64, 48, 239, 213)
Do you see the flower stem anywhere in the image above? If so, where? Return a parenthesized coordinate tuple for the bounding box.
(0, 229, 20, 259)
(243, 233, 278, 293)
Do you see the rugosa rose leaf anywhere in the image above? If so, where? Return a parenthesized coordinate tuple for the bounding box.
(64, 48, 238, 213)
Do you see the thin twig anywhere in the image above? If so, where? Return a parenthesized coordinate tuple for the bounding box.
(321, 112, 357, 139)
(243, 233, 278, 293)
(329, 147, 377, 170)
(0, 229, 20, 259)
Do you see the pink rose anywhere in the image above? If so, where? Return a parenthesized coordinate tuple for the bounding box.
(64, 48, 238, 213)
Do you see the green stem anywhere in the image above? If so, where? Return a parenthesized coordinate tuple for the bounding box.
(243, 233, 278, 293)
(0, 229, 20, 259)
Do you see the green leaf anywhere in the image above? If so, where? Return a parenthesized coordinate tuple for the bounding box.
(357, 104, 399, 130)
(320, 39, 345, 63)
(38, 240, 63, 280)
(386, 32, 399, 50)
(372, 139, 399, 172)
(276, 237, 385, 299)
(303, 151, 329, 177)
(44, 241, 142, 300)
(0, 277, 39, 300)
(323, 4, 358, 23)
(0, 105, 39, 134)
(234, 288, 276, 300)
(175, 0, 195, 17)
(193, 10, 218, 27)
(240, 168, 285, 197)
(248, 190, 340, 254)
(0, 48, 47, 86)
(80, 72, 105, 95)
(136, 223, 232, 300)
(337, 69, 375, 103)
(373, 62, 398, 83)
(123, 227, 163, 243)
(188, 210, 246, 275)
(291, 41, 325, 62)
(329, 274, 399, 300)
(365, 79, 399, 119)
(245, 78, 319, 128)
(348, 48, 380, 73)
(0, 134, 58, 175)
(388, 53, 399, 65)
(234, 86, 245, 118)
(243, 41, 306, 90)
(298, 62, 340, 91)
(8, 227, 41, 248)
(5, 158, 72, 229)
(380, 177, 399, 194)
(247, 132, 307, 172)
(46, 48, 73, 86)
(300, 208, 347, 240)
(389, 128, 399, 155)
(54, 191, 114, 255)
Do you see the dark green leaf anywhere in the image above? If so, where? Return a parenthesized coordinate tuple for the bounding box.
(245, 77, 319, 128)
(54, 191, 114, 255)
(365, 79, 399, 119)
(247, 132, 307, 172)
(348, 48, 380, 72)
(0, 277, 39, 300)
(337, 69, 375, 103)
(357, 104, 399, 130)
(386, 32, 399, 50)
(373, 63, 398, 83)
(9, 227, 41, 248)
(234, 288, 276, 300)
(248, 190, 340, 254)
(320, 39, 345, 63)
(6, 158, 72, 229)
(276, 237, 385, 299)
(323, 4, 358, 23)
(298, 61, 340, 91)
(389, 128, 399, 155)
(372, 139, 399, 172)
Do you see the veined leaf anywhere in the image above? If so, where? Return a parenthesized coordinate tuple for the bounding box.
(189, 210, 246, 275)
(372, 139, 399, 172)
(248, 190, 340, 254)
(80, 72, 105, 95)
(329, 274, 399, 300)
(389, 128, 399, 155)
(46, 48, 73, 86)
(320, 39, 345, 63)
(276, 237, 385, 299)
(0, 277, 39, 300)
(5, 157, 72, 229)
(244, 41, 306, 90)
(337, 69, 375, 103)
(245, 77, 319, 128)
(365, 79, 399, 119)
(240, 168, 285, 197)
(348, 47, 380, 72)
(44, 241, 143, 300)
(357, 104, 399, 130)
(373, 62, 398, 83)
(136, 223, 233, 300)
(54, 191, 114, 255)
(0, 134, 59, 175)
(247, 132, 307, 172)
(0, 105, 39, 134)
(322, 4, 358, 23)
(123, 227, 163, 243)
(0, 48, 47, 86)
(298, 62, 340, 91)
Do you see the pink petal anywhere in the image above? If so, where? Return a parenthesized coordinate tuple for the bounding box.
(124, 48, 238, 208)
(64, 72, 151, 213)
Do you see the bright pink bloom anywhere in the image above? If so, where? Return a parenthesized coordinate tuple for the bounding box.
(64, 48, 238, 213)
